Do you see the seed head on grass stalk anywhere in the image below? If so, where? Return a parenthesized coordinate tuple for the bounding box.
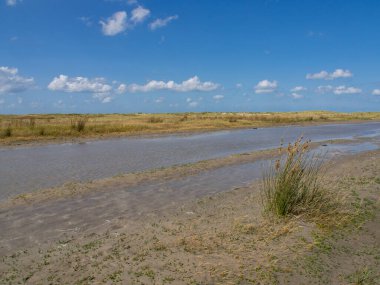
(261, 137, 334, 218)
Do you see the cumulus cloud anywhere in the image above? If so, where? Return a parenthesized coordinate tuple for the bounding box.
(333, 85, 362, 95)
(306, 69, 353, 80)
(131, 6, 150, 24)
(48, 75, 113, 94)
(116, 83, 127, 94)
(291, 86, 307, 92)
(254, 80, 278, 94)
(92, 92, 114, 103)
(0, 66, 35, 94)
(128, 76, 219, 92)
(213, 95, 224, 101)
(149, 15, 178, 30)
(316, 85, 361, 95)
(372, 89, 380, 95)
(100, 11, 128, 36)
(316, 85, 334, 93)
(291, 93, 303, 99)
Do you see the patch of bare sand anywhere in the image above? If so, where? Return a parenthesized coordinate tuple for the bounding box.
(1, 150, 379, 284)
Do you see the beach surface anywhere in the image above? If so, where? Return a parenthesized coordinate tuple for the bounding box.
(0, 123, 379, 284)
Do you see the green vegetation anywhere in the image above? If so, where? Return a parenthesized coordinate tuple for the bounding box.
(261, 137, 334, 217)
(0, 111, 379, 145)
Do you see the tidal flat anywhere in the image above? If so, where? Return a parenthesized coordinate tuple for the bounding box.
(0, 119, 379, 284)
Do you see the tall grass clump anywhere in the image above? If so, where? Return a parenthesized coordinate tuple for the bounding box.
(71, 117, 88, 132)
(261, 137, 331, 217)
(1, 125, 12, 138)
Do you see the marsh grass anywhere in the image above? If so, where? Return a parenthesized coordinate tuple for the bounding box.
(0, 111, 379, 144)
(261, 137, 335, 218)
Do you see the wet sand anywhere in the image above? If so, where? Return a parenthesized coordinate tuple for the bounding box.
(1, 121, 379, 199)
(0, 146, 379, 284)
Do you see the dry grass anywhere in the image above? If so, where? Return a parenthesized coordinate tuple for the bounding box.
(0, 111, 379, 145)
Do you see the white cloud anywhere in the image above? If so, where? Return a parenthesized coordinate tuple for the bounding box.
(149, 15, 178, 30)
(331, 69, 353, 79)
(306, 70, 329, 80)
(6, 0, 21, 6)
(254, 80, 278, 94)
(48, 75, 113, 94)
(131, 6, 150, 24)
(291, 86, 307, 92)
(316, 85, 334, 93)
(0, 66, 35, 94)
(316, 85, 361, 95)
(236, 83, 242, 88)
(101, 96, 112, 103)
(100, 11, 128, 36)
(116, 83, 127, 94)
(306, 69, 353, 80)
(372, 89, 380, 95)
(128, 76, 219, 92)
(333, 85, 362, 95)
(291, 93, 303, 99)
(213, 95, 224, 101)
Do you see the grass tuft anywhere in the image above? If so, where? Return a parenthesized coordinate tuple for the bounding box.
(1, 125, 12, 137)
(71, 117, 87, 132)
(261, 137, 334, 218)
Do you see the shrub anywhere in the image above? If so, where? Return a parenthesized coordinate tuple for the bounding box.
(261, 137, 330, 217)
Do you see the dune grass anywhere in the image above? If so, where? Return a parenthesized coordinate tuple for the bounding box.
(261, 137, 335, 218)
(0, 111, 379, 144)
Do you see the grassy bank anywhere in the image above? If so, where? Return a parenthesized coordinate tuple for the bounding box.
(1, 111, 379, 145)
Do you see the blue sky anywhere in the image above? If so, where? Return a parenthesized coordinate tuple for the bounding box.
(1, 0, 379, 114)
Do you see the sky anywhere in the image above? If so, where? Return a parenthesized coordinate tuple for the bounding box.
(1, 0, 380, 114)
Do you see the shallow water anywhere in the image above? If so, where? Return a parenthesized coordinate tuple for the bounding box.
(0, 141, 377, 254)
(0, 122, 379, 199)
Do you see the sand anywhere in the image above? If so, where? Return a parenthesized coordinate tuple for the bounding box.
(0, 143, 379, 284)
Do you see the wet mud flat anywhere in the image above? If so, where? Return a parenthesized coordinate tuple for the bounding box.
(0, 146, 379, 284)
(0, 137, 379, 254)
(1, 121, 379, 199)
